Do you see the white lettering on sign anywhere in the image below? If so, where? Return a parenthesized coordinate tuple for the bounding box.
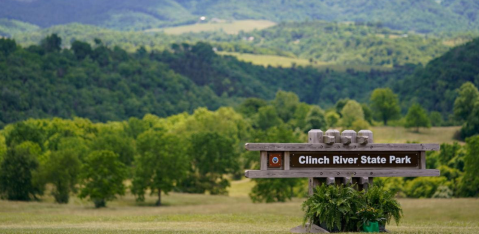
(389, 155, 412, 164)
(296, 154, 414, 166)
(299, 156, 330, 164)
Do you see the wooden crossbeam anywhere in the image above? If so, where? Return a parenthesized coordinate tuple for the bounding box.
(245, 143, 440, 152)
(245, 169, 440, 178)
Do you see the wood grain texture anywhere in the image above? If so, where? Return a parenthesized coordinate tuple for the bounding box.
(245, 143, 440, 151)
(284, 151, 290, 170)
(308, 129, 323, 143)
(245, 169, 440, 178)
(260, 151, 267, 170)
(420, 151, 426, 169)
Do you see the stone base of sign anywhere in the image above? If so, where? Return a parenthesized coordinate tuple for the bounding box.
(290, 224, 329, 233)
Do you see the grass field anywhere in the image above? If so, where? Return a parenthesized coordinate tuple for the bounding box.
(371, 126, 462, 144)
(147, 20, 276, 35)
(1, 186, 478, 233)
(218, 51, 392, 72)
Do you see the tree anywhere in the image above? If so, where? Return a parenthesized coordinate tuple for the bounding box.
(370, 88, 401, 125)
(40, 34, 61, 52)
(339, 100, 367, 129)
(460, 100, 479, 139)
(71, 40, 92, 60)
(91, 131, 135, 166)
(273, 91, 300, 123)
(334, 99, 350, 117)
(182, 132, 239, 195)
(404, 103, 431, 132)
(454, 82, 479, 121)
(0, 38, 17, 56)
(305, 105, 327, 131)
(0, 144, 42, 201)
(44, 149, 81, 203)
(362, 103, 373, 124)
(254, 106, 283, 130)
(78, 150, 127, 208)
(237, 98, 267, 118)
(429, 111, 443, 127)
(460, 136, 479, 197)
(131, 130, 187, 206)
(326, 112, 340, 128)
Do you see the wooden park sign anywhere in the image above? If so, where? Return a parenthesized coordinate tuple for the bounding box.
(245, 129, 440, 193)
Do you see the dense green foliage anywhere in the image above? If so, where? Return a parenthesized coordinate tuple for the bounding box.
(395, 38, 479, 115)
(78, 150, 128, 208)
(460, 136, 479, 197)
(302, 185, 402, 232)
(454, 82, 479, 138)
(0, 143, 42, 201)
(191, 21, 450, 66)
(0, 37, 224, 126)
(2, 0, 479, 33)
(370, 88, 401, 125)
(404, 103, 431, 132)
(0, 19, 39, 37)
(131, 129, 187, 205)
(0, 36, 419, 126)
(13, 21, 458, 67)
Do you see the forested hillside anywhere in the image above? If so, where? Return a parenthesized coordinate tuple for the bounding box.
(13, 21, 464, 67)
(189, 21, 451, 66)
(0, 36, 415, 126)
(395, 38, 479, 115)
(1, 0, 479, 33)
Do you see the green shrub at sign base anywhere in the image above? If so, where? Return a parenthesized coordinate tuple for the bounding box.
(302, 185, 402, 232)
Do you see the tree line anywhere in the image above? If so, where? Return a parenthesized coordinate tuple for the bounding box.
(1, 88, 479, 206)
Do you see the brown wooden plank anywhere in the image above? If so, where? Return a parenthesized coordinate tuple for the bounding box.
(245, 143, 439, 151)
(245, 169, 440, 178)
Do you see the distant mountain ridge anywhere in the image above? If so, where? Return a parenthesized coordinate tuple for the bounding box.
(1, 0, 479, 33)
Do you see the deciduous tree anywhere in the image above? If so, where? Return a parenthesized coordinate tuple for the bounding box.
(78, 150, 127, 208)
(370, 88, 401, 125)
(131, 130, 187, 206)
(404, 103, 430, 132)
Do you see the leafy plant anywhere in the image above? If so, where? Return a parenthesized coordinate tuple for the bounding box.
(356, 206, 385, 228)
(302, 184, 362, 232)
(303, 185, 403, 232)
(362, 186, 403, 225)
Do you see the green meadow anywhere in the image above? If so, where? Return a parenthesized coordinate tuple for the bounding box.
(147, 20, 276, 35)
(0, 180, 478, 233)
(217, 51, 393, 72)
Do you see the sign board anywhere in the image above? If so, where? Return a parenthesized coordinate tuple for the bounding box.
(290, 152, 419, 168)
(244, 129, 440, 179)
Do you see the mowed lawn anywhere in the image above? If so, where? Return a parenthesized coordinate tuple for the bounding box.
(147, 20, 276, 35)
(371, 126, 462, 144)
(1, 178, 478, 233)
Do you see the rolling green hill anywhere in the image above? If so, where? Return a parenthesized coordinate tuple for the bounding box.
(394, 38, 479, 115)
(14, 21, 467, 67)
(191, 21, 454, 66)
(0, 36, 414, 126)
(1, 0, 479, 33)
(0, 19, 39, 37)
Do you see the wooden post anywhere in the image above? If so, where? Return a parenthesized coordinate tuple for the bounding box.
(284, 151, 290, 170)
(308, 129, 323, 196)
(260, 151, 267, 171)
(358, 130, 374, 189)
